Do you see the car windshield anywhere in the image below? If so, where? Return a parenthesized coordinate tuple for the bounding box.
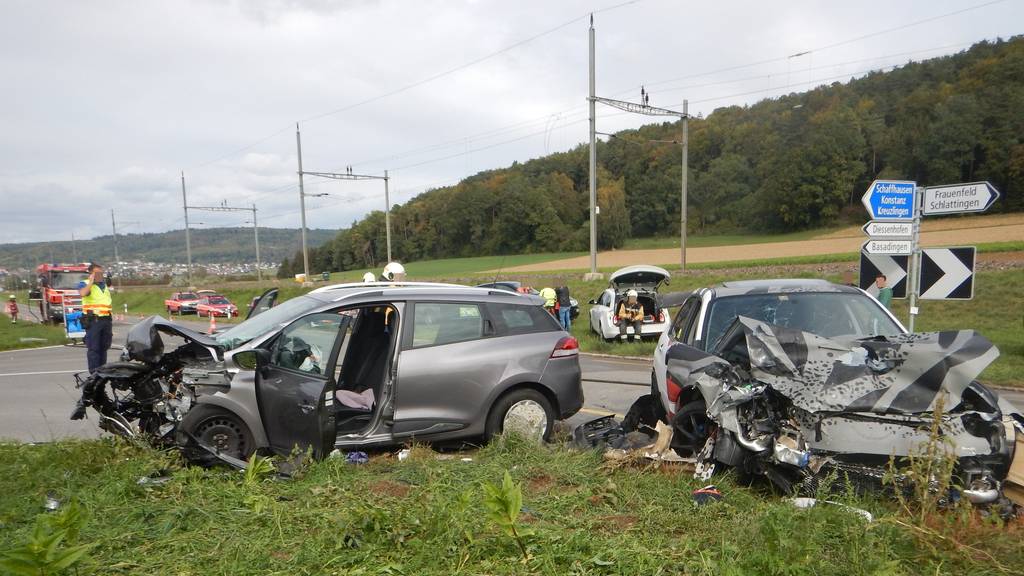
(207, 296, 229, 304)
(50, 272, 89, 290)
(704, 292, 902, 351)
(214, 294, 323, 350)
(179, 292, 198, 300)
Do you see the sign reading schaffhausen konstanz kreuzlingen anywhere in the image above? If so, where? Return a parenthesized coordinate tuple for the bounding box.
(861, 180, 916, 220)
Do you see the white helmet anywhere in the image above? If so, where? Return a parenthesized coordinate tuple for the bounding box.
(381, 261, 406, 281)
(362, 272, 376, 283)
(626, 289, 638, 298)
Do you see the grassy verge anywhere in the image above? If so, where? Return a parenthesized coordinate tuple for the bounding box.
(0, 318, 68, 351)
(1, 438, 1019, 575)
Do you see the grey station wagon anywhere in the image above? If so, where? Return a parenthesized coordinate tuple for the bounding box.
(86, 283, 584, 465)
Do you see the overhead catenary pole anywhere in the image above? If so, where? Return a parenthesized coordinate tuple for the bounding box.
(252, 203, 262, 283)
(181, 171, 193, 285)
(299, 168, 392, 264)
(384, 169, 392, 262)
(110, 209, 119, 266)
(296, 122, 312, 286)
(587, 14, 598, 277)
(680, 100, 689, 273)
(908, 186, 922, 332)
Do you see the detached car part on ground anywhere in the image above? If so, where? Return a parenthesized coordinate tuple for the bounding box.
(72, 283, 583, 468)
(658, 316, 1022, 504)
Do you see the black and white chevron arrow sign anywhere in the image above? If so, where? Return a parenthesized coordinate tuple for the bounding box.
(859, 252, 908, 299)
(919, 247, 976, 300)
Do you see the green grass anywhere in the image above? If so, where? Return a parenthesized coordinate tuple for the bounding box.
(0, 317, 68, 351)
(326, 252, 586, 282)
(1, 437, 1020, 575)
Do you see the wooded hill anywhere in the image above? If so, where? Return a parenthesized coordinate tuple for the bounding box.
(0, 228, 337, 270)
(306, 38, 1022, 275)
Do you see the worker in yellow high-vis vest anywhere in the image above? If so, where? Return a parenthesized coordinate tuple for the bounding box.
(78, 263, 113, 373)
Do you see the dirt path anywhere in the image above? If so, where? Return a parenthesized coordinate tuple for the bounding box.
(503, 219, 1024, 272)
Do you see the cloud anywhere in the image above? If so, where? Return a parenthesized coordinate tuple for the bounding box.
(0, 0, 1020, 244)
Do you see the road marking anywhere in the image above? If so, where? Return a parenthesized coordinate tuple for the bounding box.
(579, 407, 624, 418)
(0, 369, 82, 377)
(0, 345, 68, 353)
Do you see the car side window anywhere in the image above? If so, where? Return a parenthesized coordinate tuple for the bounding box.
(488, 302, 559, 335)
(671, 297, 699, 341)
(599, 291, 612, 307)
(412, 303, 484, 348)
(270, 313, 346, 376)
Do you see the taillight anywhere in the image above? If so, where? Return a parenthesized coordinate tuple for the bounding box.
(551, 336, 579, 358)
(666, 373, 683, 403)
(611, 314, 619, 323)
(658, 311, 665, 323)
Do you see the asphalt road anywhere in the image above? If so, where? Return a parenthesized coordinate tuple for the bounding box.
(1, 332, 1020, 443)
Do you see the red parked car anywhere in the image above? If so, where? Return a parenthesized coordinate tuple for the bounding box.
(165, 292, 201, 315)
(196, 295, 238, 318)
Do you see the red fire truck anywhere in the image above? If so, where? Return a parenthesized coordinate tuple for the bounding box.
(35, 263, 91, 323)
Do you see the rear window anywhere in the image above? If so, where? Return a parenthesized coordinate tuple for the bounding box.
(412, 303, 484, 348)
(488, 302, 559, 335)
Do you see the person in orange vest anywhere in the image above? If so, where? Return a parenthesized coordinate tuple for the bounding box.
(5, 295, 18, 324)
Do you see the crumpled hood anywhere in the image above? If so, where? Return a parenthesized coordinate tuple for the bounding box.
(126, 316, 222, 363)
(667, 316, 1000, 416)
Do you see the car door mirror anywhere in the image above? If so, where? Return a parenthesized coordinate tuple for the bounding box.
(588, 299, 597, 305)
(234, 348, 271, 373)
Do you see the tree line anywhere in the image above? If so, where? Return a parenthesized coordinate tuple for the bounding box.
(279, 37, 1024, 277)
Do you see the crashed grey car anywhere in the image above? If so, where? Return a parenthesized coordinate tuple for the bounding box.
(648, 279, 1022, 502)
(72, 283, 584, 466)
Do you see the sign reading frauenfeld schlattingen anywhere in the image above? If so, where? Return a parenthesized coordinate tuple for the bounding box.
(922, 181, 1000, 216)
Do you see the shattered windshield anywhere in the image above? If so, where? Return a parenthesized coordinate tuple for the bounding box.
(214, 295, 323, 350)
(705, 292, 902, 350)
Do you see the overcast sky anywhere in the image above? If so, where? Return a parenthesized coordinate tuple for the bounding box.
(1, 0, 1020, 245)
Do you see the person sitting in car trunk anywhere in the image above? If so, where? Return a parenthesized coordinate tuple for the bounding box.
(616, 289, 644, 342)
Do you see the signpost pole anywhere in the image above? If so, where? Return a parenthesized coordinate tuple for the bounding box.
(908, 187, 922, 332)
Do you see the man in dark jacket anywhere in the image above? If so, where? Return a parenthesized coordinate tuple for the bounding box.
(555, 284, 572, 330)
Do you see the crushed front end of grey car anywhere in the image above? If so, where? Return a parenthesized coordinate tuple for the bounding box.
(663, 316, 1022, 504)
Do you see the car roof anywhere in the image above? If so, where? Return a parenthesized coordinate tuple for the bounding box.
(711, 278, 861, 298)
(307, 281, 545, 305)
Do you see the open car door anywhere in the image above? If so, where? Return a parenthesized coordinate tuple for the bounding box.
(255, 312, 351, 458)
(246, 288, 279, 320)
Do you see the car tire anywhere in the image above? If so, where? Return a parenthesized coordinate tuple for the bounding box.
(485, 388, 554, 443)
(671, 399, 713, 457)
(178, 406, 255, 466)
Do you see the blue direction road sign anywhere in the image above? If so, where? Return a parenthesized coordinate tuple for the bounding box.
(861, 180, 916, 220)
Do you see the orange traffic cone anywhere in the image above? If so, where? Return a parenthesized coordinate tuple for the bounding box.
(208, 313, 217, 334)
